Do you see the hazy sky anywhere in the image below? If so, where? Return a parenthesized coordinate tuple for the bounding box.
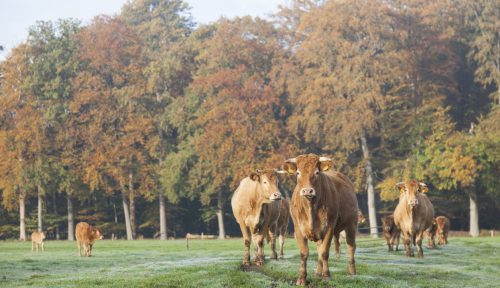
(0, 0, 287, 60)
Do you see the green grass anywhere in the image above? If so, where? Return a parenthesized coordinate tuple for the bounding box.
(0, 236, 498, 287)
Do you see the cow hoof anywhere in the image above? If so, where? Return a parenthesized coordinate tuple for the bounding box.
(255, 261, 263, 267)
(322, 275, 331, 281)
(348, 267, 356, 275)
(279, 256, 284, 260)
(315, 271, 322, 277)
(242, 261, 250, 267)
(296, 277, 307, 286)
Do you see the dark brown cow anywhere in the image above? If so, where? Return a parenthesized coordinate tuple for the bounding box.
(75, 222, 104, 257)
(393, 180, 434, 258)
(436, 216, 450, 245)
(231, 169, 282, 266)
(270, 198, 289, 259)
(283, 154, 358, 285)
(381, 215, 400, 252)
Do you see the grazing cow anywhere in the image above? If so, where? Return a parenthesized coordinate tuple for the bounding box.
(31, 231, 45, 253)
(272, 198, 290, 259)
(393, 180, 434, 258)
(335, 210, 366, 258)
(231, 169, 282, 266)
(381, 215, 400, 252)
(436, 216, 450, 245)
(426, 219, 437, 248)
(75, 222, 104, 257)
(283, 154, 358, 285)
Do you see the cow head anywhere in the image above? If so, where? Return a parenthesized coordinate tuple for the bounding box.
(382, 216, 393, 232)
(396, 180, 428, 209)
(357, 210, 366, 224)
(41, 232, 46, 240)
(283, 154, 333, 200)
(249, 169, 282, 203)
(93, 228, 104, 240)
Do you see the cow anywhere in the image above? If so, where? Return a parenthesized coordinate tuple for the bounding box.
(436, 216, 450, 245)
(381, 215, 400, 252)
(426, 219, 437, 248)
(75, 222, 104, 257)
(231, 169, 283, 266)
(283, 154, 358, 285)
(272, 198, 290, 259)
(335, 210, 366, 258)
(31, 231, 45, 253)
(393, 180, 434, 258)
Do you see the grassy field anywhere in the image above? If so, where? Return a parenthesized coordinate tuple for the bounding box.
(0, 236, 498, 287)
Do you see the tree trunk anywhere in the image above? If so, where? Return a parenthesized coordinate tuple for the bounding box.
(19, 195, 26, 241)
(361, 133, 378, 238)
(469, 191, 479, 237)
(159, 192, 167, 240)
(37, 186, 43, 232)
(122, 190, 133, 240)
(129, 171, 136, 239)
(52, 190, 60, 240)
(67, 196, 75, 241)
(216, 190, 226, 239)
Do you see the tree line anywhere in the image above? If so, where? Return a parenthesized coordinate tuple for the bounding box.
(0, 0, 498, 240)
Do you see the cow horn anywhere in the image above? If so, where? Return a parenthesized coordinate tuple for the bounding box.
(285, 157, 297, 163)
(256, 169, 263, 173)
(396, 182, 405, 188)
(276, 170, 289, 174)
(319, 156, 332, 162)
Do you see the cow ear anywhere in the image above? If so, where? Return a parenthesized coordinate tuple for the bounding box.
(419, 182, 429, 193)
(249, 172, 260, 181)
(396, 182, 406, 194)
(318, 157, 333, 172)
(283, 159, 297, 175)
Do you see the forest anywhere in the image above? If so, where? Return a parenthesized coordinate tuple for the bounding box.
(0, 0, 498, 241)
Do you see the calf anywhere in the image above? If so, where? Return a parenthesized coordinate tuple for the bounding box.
(272, 198, 289, 259)
(284, 154, 358, 285)
(393, 180, 434, 257)
(231, 169, 282, 266)
(75, 222, 104, 257)
(436, 216, 450, 245)
(31, 231, 45, 253)
(381, 215, 400, 252)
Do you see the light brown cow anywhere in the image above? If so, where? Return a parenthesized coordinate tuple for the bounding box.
(231, 169, 282, 266)
(270, 198, 289, 259)
(393, 180, 434, 258)
(381, 215, 400, 252)
(335, 210, 366, 258)
(75, 222, 104, 257)
(31, 231, 45, 253)
(283, 154, 358, 285)
(436, 216, 450, 245)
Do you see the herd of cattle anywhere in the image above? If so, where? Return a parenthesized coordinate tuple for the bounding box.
(26, 153, 451, 286)
(231, 153, 450, 286)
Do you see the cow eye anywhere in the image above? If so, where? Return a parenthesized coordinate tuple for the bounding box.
(296, 171, 300, 176)
(263, 181, 268, 184)
(315, 170, 319, 176)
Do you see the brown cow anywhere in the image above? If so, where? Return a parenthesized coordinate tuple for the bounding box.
(75, 222, 104, 257)
(271, 198, 289, 259)
(283, 154, 358, 285)
(231, 169, 282, 266)
(393, 180, 434, 258)
(436, 216, 450, 245)
(381, 215, 400, 252)
(335, 210, 366, 258)
(31, 231, 45, 253)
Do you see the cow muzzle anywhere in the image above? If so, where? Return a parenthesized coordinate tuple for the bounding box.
(408, 199, 418, 207)
(269, 192, 282, 201)
(99, 235, 104, 240)
(300, 188, 316, 199)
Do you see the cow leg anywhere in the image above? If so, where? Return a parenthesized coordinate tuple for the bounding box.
(89, 243, 93, 256)
(403, 233, 413, 257)
(36, 243, 39, 253)
(41, 242, 44, 253)
(315, 240, 323, 277)
(334, 231, 341, 259)
(77, 240, 82, 257)
(416, 233, 424, 258)
(252, 233, 265, 266)
(32, 242, 34, 254)
(239, 224, 251, 266)
(278, 227, 285, 259)
(387, 236, 393, 252)
(345, 225, 356, 276)
(394, 234, 400, 251)
(295, 229, 309, 286)
(319, 228, 335, 279)
(268, 224, 278, 260)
